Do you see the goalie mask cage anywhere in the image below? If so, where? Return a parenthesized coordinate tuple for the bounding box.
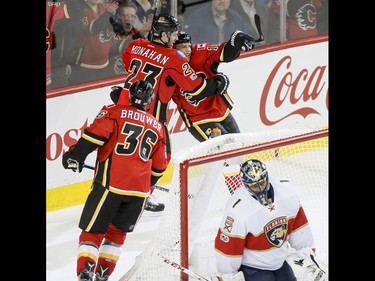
(120, 128, 328, 281)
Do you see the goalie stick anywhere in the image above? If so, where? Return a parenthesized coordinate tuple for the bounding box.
(83, 164, 170, 193)
(158, 253, 245, 281)
(158, 253, 209, 281)
(254, 14, 264, 43)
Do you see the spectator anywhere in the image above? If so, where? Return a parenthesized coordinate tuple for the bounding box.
(268, 0, 320, 41)
(62, 80, 168, 281)
(185, 0, 251, 44)
(109, 0, 146, 76)
(214, 159, 327, 281)
(229, 0, 272, 45)
(172, 30, 255, 142)
(46, 0, 85, 89)
(70, 0, 119, 84)
(132, 0, 154, 35)
(316, 0, 328, 35)
(256, 0, 271, 5)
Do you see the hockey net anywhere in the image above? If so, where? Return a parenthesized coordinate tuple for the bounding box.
(120, 128, 328, 281)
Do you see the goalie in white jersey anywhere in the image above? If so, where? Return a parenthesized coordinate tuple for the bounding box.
(213, 159, 326, 281)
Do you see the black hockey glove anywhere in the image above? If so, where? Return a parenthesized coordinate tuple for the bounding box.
(229, 30, 256, 51)
(62, 145, 84, 173)
(214, 73, 230, 96)
(110, 86, 123, 104)
(186, 94, 205, 106)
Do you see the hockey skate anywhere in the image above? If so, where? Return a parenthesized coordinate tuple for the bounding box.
(78, 261, 95, 281)
(94, 265, 110, 281)
(78, 269, 94, 281)
(144, 194, 165, 213)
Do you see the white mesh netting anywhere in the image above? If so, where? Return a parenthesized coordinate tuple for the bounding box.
(120, 128, 328, 281)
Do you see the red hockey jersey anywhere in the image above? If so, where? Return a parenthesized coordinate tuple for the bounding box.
(118, 38, 216, 123)
(172, 42, 234, 124)
(81, 103, 167, 197)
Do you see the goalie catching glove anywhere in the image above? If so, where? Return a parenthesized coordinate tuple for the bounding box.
(287, 248, 328, 281)
(230, 30, 256, 51)
(62, 145, 84, 173)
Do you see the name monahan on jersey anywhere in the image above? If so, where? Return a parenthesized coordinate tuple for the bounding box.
(214, 177, 314, 274)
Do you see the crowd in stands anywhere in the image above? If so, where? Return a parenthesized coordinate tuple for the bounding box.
(46, 0, 328, 90)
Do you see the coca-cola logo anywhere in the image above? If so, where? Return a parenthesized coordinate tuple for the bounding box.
(261, 55, 328, 126)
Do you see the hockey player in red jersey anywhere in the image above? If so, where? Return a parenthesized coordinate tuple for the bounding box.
(214, 159, 327, 281)
(172, 30, 255, 141)
(116, 13, 230, 155)
(62, 80, 168, 281)
(114, 13, 232, 211)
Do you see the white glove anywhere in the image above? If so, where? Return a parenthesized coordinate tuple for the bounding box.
(296, 247, 316, 259)
(287, 249, 328, 281)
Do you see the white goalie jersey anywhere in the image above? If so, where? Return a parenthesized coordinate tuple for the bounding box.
(214, 177, 315, 274)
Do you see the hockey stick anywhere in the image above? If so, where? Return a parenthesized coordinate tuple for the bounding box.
(158, 253, 245, 281)
(158, 253, 210, 281)
(83, 164, 170, 193)
(153, 185, 170, 192)
(83, 164, 95, 170)
(147, 0, 161, 41)
(254, 14, 264, 43)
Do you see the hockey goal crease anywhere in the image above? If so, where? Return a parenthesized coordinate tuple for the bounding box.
(119, 128, 328, 281)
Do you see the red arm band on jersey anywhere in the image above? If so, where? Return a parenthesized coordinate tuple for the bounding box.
(215, 228, 246, 256)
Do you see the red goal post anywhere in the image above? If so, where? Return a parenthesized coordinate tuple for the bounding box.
(120, 128, 328, 281)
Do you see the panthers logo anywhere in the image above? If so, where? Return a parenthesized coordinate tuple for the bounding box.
(264, 216, 288, 247)
(295, 3, 317, 31)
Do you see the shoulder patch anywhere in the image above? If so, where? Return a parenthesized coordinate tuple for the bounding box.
(176, 50, 186, 58)
(95, 110, 108, 119)
(190, 73, 198, 80)
(223, 216, 234, 233)
(195, 43, 208, 50)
